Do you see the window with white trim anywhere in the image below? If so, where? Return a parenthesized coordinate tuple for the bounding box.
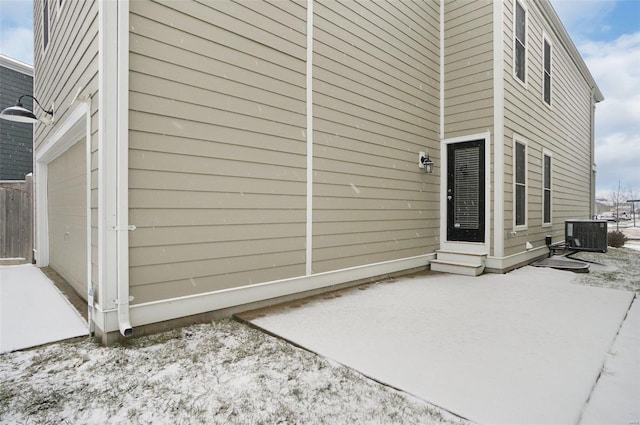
(543, 36, 552, 105)
(43, 0, 50, 51)
(543, 152, 552, 225)
(514, 139, 527, 228)
(514, 0, 527, 83)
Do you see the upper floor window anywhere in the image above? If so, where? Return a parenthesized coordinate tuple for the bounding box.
(543, 152, 552, 225)
(43, 0, 50, 51)
(514, 0, 527, 83)
(514, 138, 527, 228)
(543, 37, 552, 105)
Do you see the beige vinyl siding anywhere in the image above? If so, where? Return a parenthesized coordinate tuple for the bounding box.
(503, 0, 594, 256)
(47, 140, 87, 297)
(443, 0, 494, 139)
(128, 0, 307, 304)
(33, 0, 99, 301)
(312, 0, 440, 273)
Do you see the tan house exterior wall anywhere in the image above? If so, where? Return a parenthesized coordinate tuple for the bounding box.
(29, 0, 602, 338)
(311, 0, 440, 273)
(502, 0, 596, 258)
(127, 0, 308, 304)
(443, 0, 494, 139)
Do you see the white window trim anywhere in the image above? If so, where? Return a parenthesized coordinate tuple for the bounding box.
(512, 0, 528, 87)
(440, 132, 492, 256)
(542, 32, 553, 108)
(542, 149, 553, 227)
(57, 0, 65, 18)
(513, 135, 528, 230)
(42, 0, 50, 54)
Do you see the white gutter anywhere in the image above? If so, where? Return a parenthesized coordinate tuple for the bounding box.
(98, 0, 131, 337)
(590, 87, 597, 218)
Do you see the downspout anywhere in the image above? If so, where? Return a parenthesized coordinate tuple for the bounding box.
(116, 0, 132, 337)
(589, 87, 596, 219)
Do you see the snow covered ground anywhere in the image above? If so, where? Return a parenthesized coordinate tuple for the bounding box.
(0, 246, 637, 424)
(0, 265, 87, 354)
(580, 298, 640, 424)
(250, 267, 634, 424)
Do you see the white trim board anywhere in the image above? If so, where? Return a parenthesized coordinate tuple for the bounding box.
(493, 0, 505, 258)
(93, 254, 434, 333)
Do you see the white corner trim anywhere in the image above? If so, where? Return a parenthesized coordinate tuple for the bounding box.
(440, 0, 445, 140)
(305, 0, 314, 276)
(98, 0, 119, 312)
(493, 0, 505, 258)
(92, 254, 434, 333)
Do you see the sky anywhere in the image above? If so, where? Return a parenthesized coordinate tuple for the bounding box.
(0, 0, 638, 199)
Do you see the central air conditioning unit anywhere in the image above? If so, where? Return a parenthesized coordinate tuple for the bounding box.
(565, 220, 608, 253)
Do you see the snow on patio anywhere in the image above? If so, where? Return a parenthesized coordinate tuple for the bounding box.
(0, 264, 87, 353)
(249, 266, 635, 425)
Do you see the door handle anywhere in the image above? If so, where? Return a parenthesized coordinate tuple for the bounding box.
(447, 195, 452, 201)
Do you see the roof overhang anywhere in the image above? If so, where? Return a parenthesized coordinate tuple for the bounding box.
(539, 1, 604, 103)
(0, 54, 33, 77)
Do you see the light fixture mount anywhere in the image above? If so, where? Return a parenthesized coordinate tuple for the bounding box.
(419, 152, 434, 174)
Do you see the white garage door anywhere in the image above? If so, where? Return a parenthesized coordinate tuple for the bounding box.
(47, 140, 87, 300)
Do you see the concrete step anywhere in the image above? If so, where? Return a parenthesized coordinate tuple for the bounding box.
(435, 250, 486, 266)
(430, 259, 485, 276)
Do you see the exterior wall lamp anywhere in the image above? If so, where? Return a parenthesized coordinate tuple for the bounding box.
(419, 152, 434, 173)
(0, 95, 54, 125)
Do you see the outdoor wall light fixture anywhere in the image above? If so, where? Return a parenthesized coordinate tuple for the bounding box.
(0, 95, 54, 125)
(419, 151, 434, 173)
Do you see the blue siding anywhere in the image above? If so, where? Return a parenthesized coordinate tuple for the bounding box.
(0, 64, 34, 180)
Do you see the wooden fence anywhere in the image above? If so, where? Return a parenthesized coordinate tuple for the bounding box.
(0, 175, 33, 263)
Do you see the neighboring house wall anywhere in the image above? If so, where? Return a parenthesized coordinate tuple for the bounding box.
(0, 56, 33, 180)
(502, 0, 598, 257)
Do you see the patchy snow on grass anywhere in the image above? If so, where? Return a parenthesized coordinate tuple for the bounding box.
(0, 320, 466, 425)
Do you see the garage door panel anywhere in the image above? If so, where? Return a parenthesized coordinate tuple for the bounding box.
(47, 141, 87, 299)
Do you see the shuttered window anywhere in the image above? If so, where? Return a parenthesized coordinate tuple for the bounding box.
(43, 0, 49, 51)
(543, 37, 552, 105)
(514, 0, 526, 83)
(543, 153, 552, 224)
(514, 140, 527, 228)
